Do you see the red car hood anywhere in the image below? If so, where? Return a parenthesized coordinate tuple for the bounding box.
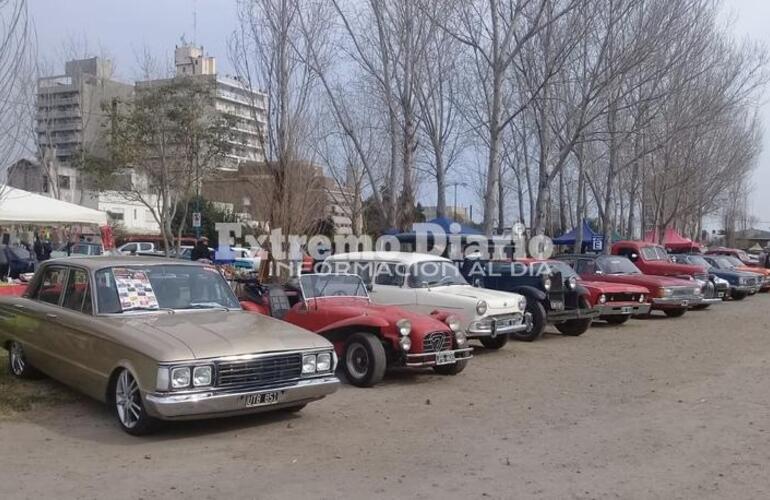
(582, 273, 695, 291)
(305, 297, 455, 331)
(580, 280, 649, 294)
(639, 261, 705, 277)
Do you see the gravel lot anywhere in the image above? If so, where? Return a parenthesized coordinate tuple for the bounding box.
(1, 296, 769, 499)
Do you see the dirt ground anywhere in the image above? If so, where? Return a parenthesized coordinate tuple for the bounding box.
(1, 296, 769, 500)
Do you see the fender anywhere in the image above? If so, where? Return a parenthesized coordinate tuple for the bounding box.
(574, 284, 592, 301)
(509, 285, 546, 302)
(315, 315, 390, 336)
(240, 300, 269, 316)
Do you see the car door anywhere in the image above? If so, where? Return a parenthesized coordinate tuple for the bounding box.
(51, 267, 108, 398)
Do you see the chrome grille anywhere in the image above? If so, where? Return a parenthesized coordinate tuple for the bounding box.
(422, 331, 453, 353)
(216, 353, 302, 389)
(671, 287, 697, 297)
(694, 273, 709, 282)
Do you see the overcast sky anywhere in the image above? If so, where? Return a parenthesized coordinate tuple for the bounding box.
(28, 0, 770, 226)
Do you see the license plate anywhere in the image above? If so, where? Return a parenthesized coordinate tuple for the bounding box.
(242, 391, 280, 407)
(681, 300, 689, 307)
(620, 306, 633, 314)
(551, 300, 564, 310)
(435, 351, 456, 365)
(495, 319, 514, 328)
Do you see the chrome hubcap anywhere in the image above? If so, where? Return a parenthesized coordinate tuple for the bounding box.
(346, 344, 369, 378)
(9, 342, 25, 375)
(115, 370, 141, 429)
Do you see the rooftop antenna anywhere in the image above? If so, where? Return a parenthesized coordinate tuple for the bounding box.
(193, 0, 198, 45)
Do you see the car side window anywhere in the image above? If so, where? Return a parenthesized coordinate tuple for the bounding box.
(139, 243, 152, 252)
(34, 266, 68, 305)
(63, 269, 93, 314)
(374, 263, 406, 286)
(577, 259, 596, 274)
(123, 243, 137, 253)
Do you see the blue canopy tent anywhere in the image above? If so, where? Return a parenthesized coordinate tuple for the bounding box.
(553, 220, 604, 252)
(384, 216, 483, 238)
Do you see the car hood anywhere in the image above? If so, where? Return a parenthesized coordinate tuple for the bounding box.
(106, 310, 331, 362)
(640, 261, 705, 276)
(306, 297, 452, 332)
(591, 274, 695, 289)
(430, 284, 524, 311)
(580, 280, 649, 294)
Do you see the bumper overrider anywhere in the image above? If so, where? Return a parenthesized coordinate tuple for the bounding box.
(405, 347, 473, 368)
(144, 376, 339, 420)
(467, 312, 532, 338)
(547, 307, 602, 323)
(651, 296, 702, 309)
(597, 302, 651, 316)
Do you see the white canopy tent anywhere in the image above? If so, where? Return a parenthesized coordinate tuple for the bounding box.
(0, 186, 107, 226)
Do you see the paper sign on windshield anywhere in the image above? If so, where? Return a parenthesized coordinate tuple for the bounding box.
(113, 268, 159, 311)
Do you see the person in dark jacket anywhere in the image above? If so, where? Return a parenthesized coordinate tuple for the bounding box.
(190, 237, 212, 261)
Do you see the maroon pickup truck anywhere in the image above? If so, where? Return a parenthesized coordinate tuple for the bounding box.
(611, 241, 722, 308)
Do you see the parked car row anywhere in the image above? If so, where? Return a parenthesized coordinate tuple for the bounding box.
(0, 240, 765, 436)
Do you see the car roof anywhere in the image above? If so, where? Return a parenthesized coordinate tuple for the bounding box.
(43, 255, 202, 270)
(327, 251, 452, 265)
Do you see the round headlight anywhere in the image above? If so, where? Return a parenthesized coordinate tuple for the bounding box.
(445, 315, 461, 332)
(518, 296, 527, 311)
(396, 319, 412, 336)
(693, 287, 702, 295)
(543, 278, 552, 291)
(399, 336, 411, 351)
(661, 287, 673, 297)
(568, 276, 577, 290)
(192, 366, 212, 387)
(639, 294, 645, 303)
(171, 366, 191, 389)
(455, 329, 467, 346)
(599, 294, 607, 304)
(476, 300, 487, 315)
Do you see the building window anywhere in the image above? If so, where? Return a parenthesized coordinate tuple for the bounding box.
(107, 210, 124, 222)
(58, 175, 71, 190)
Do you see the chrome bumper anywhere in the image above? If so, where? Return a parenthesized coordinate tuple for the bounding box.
(548, 307, 601, 322)
(467, 313, 531, 338)
(144, 376, 339, 420)
(651, 297, 701, 308)
(597, 303, 651, 316)
(732, 285, 758, 294)
(405, 347, 473, 368)
(696, 297, 722, 305)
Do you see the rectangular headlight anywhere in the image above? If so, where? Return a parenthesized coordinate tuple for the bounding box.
(302, 354, 317, 374)
(171, 366, 191, 389)
(192, 365, 213, 387)
(316, 352, 332, 372)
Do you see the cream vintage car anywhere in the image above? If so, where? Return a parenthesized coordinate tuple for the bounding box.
(0, 257, 339, 435)
(324, 252, 530, 349)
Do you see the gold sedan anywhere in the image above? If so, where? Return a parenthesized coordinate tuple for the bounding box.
(0, 257, 339, 435)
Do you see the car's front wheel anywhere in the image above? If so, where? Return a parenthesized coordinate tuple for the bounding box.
(511, 301, 546, 342)
(433, 359, 468, 375)
(7, 341, 39, 379)
(663, 308, 687, 318)
(731, 291, 747, 301)
(479, 333, 509, 349)
(112, 369, 158, 436)
(603, 314, 631, 325)
(343, 333, 387, 387)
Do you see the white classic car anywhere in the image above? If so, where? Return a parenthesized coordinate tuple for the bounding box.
(324, 252, 530, 349)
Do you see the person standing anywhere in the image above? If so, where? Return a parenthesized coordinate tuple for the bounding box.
(190, 237, 212, 261)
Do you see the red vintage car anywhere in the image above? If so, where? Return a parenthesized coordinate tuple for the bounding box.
(236, 273, 472, 387)
(555, 254, 703, 318)
(540, 260, 651, 324)
(705, 247, 760, 267)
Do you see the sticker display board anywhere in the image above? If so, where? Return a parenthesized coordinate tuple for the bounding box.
(113, 268, 159, 311)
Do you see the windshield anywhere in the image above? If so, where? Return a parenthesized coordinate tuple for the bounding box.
(641, 246, 668, 261)
(300, 274, 368, 299)
(408, 261, 468, 288)
(531, 261, 578, 280)
(95, 264, 240, 313)
(684, 255, 711, 268)
(597, 256, 642, 274)
(723, 256, 743, 267)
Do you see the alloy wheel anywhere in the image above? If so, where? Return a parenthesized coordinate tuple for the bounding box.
(346, 344, 370, 379)
(115, 370, 142, 429)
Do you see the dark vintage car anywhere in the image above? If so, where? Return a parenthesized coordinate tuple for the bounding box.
(0, 257, 339, 435)
(237, 273, 472, 387)
(556, 254, 704, 318)
(700, 255, 762, 300)
(668, 254, 736, 300)
(460, 258, 599, 341)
